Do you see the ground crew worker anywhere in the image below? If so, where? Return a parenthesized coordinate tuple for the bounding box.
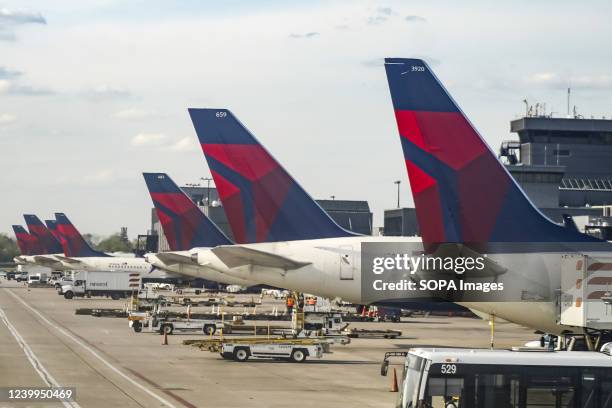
(286, 296, 295, 314)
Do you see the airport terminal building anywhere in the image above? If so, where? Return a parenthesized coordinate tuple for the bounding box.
(385, 115, 612, 239)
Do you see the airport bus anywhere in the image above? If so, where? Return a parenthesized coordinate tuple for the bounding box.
(382, 346, 612, 408)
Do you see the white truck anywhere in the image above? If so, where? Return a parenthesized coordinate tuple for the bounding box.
(62, 270, 141, 300)
(53, 276, 74, 291)
(220, 340, 324, 362)
(559, 254, 612, 331)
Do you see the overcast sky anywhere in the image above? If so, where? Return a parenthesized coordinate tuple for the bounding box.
(2, 0, 612, 237)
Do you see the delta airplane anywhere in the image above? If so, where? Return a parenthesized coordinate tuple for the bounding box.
(12, 224, 41, 265)
(154, 108, 468, 313)
(51, 213, 166, 276)
(12, 215, 71, 270)
(383, 57, 612, 337)
(174, 60, 612, 338)
(142, 172, 256, 286)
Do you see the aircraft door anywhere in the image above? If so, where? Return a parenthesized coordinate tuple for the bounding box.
(339, 245, 354, 280)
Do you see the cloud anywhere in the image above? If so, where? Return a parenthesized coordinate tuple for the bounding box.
(0, 79, 53, 96)
(527, 72, 612, 90)
(169, 137, 196, 152)
(0, 8, 46, 25)
(131, 132, 166, 147)
(0, 113, 16, 125)
(0, 67, 22, 79)
(87, 85, 131, 99)
(377, 7, 393, 16)
(289, 32, 320, 39)
(0, 8, 46, 41)
(367, 7, 397, 25)
(367, 15, 388, 25)
(113, 108, 155, 121)
(405, 15, 427, 23)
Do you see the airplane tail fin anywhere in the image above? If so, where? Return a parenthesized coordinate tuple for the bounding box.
(143, 172, 233, 250)
(188, 108, 356, 244)
(54, 213, 109, 257)
(384, 58, 599, 245)
(12, 225, 40, 255)
(24, 214, 63, 254)
(45, 219, 68, 252)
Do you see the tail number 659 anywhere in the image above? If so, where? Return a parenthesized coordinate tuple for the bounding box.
(215, 111, 227, 118)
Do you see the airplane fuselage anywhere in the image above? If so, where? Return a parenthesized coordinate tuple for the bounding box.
(178, 236, 612, 335)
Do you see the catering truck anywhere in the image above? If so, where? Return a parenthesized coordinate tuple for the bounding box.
(61, 271, 141, 300)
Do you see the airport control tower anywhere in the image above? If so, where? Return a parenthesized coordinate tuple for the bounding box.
(499, 115, 612, 238)
(501, 116, 612, 208)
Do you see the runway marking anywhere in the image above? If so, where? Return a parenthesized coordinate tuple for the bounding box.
(4, 289, 179, 408)
(0, 305, 81, 408)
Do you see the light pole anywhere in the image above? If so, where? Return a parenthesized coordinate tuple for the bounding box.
(201, 177, 213, 215)
(394, 180, 401, 208)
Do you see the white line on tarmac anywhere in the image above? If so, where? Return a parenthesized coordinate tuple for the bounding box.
(0, 305, 80, 408)
(4, 289, 178, 408)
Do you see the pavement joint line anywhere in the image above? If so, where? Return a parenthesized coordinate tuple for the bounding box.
(4, 288, 179, 408)
(0, 304, 80, 408)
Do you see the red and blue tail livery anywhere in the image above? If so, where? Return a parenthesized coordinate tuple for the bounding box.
(188, 108, 356, 244)
(12, 224, 41, 255)
(54, 213, 110, 257)
(23, 214, 63, 254)
(384, 58, 600, 245)
(143, 172, 233, 250)
(45, 219, 67, 250)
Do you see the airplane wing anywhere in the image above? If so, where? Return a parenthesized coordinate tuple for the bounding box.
(32, 255, 62, 266)
(53, 255, 85, 265)
(211, 246, 311, 270)
(155, 252, 198, 266)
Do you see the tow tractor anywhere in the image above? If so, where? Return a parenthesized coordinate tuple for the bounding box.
(128, 310, 226, 335)
(221, 339, 323, 362)
(185, 337, 326, 362)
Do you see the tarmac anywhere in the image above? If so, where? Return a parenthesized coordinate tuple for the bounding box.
(0, 279, 535, 408)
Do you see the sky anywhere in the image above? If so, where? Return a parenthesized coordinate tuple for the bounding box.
(2, 0, 612, 238)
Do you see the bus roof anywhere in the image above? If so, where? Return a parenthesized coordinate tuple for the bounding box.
(408, 348, 612, 367)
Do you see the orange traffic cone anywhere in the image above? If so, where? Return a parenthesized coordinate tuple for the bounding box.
(162, 329, 168, 346)
(390, 368, 398, 392)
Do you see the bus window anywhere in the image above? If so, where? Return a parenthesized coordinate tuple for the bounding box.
(426, 377, 464, 408)
(526, 376, 575, 408)
(581, 370, 596, 408)
(475, 374, 521, 408)
(602, 373, 612, 408)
